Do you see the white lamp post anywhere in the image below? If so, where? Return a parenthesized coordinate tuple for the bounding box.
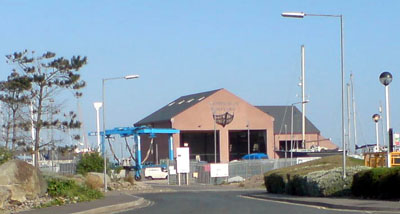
(93, 102, 102, 153)
(282, 11, 346, 179)
(102, 74, 139, 192)
(372, 114, 381, 151)
(379, 71, 393, 167)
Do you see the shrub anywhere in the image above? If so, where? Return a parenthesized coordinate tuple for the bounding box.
(286, 175, 309, 196)
(305, 166, 368, 197)
(352, 167, 400, 199)
(47, 177, 103, 205)
(264, 173, 285, 194)
(76, 152, 108, 175)
(125, 174, 135, 185)
(265, 166, 368, 197)
(0, 147, 12, 165)
(85, 174, 104, 190)
(114, 166, 123, 174)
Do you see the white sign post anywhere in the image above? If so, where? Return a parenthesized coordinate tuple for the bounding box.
(176, 147, 190, 186)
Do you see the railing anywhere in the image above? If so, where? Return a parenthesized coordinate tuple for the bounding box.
(364, 152, 387, 167)
(391, 152, 400, 167)
(166, 159, 296, 185)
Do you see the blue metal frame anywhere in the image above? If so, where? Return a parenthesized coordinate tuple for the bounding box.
(90, 126, 180, 180)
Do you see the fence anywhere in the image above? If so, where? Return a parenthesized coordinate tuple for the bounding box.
(39, 160, 77, 175)
(166, 158, 298, 185)
(37, 157, 313, 184)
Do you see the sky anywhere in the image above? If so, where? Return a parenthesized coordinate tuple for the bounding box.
(0, 1, 399, 152)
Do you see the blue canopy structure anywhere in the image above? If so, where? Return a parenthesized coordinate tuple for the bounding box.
(89, 126, 180, 180)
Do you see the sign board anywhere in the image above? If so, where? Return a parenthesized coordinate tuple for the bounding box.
(210, 163, 229, 178)
(169, 166, 176, 175)
(395, 133, 400, 146)
(176, 147, 190, 173)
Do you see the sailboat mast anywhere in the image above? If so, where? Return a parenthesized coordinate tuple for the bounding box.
(301, 45, 306, 149)
(347, 83, 351, 154)
(350, 74, 358, 150)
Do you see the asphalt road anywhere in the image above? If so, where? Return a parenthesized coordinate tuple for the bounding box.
(119, 190, 383, 214)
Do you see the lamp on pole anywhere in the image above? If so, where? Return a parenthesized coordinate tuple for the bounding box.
(290, 100, 309, 165)
(282, 11, 346, 178)
(379, 71, 393, 167)
(102, 74, 139, 192)
(372, 114, 381, 151)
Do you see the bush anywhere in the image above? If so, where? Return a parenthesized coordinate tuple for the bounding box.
(286, 175, 309, 196)
(85, 174, 104, 190)
(76, 152, 108, 175)
(47, 177, 103, 205)
(305, 166, 368, 197)
(265, 166, 369, 197)
(125, 174, 135, 185)
(264, 173, 285, 194)
(0, 147, 12, 165)
(114, 166, 123, 174)
(352, 167, 400, 199)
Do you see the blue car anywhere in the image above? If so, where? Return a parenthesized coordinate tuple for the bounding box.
(242, 153, 268, 160)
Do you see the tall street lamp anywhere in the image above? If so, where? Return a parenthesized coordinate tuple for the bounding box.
(379, 71, 393, 167)
(282, 11, 346, 179)
(102, 74, 139, 192)
(372, 114, 381, 151)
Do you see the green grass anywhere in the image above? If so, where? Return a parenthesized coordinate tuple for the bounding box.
(265, 155, 364, 179)
(45, 177, 103, 206)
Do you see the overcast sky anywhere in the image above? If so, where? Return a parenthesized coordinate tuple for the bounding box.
(1, 1, 399, 151)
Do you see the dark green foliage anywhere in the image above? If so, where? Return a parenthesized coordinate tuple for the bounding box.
(264, 173, 285, 193)
(113, 165, 123, 174)
(285, 175, 309, 196)
(0, 147, 13, 165)
(76, 152, 107, 175)
(352, 167, 400, 199)
(265, 166, 367, 197)
(46, 178, 103, 205)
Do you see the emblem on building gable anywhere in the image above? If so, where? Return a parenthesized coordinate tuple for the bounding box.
(213, 112, 234, 127)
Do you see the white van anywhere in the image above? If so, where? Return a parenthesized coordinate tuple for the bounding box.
(144, 167, 168, 180)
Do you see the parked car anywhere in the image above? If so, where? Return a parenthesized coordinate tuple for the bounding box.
(241, 153, 268, 160)
(144, 167, 168, 180)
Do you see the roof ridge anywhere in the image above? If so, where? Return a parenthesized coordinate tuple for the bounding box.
(135, 88, 222, 126)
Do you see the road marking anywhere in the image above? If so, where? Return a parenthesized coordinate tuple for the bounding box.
(239, 195, 399, 213)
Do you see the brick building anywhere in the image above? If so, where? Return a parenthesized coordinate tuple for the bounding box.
(135, 89, 337, 163)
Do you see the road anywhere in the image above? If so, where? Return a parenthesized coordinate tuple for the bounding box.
(118, 190, 381, 214)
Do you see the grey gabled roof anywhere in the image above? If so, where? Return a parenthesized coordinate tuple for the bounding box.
(135, 89, 221, 126)
(256, 106, 320, 134)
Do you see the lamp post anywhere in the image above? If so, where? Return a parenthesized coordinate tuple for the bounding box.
(102, 74, 139, 192)
(93, 102, 102, 153)
(282, 11, 346, 178)
(379, 71, 393, 167)
(372, 114, 381, 151)
(290, 100, 309, 165)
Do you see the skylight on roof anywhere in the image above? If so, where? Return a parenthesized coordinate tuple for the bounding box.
(187, 98, 194, 103)
(168, 102, 175, 106)
(178, 100, 185, 104)
(198, 96, 205, 101)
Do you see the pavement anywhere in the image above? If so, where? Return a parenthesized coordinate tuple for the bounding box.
(19, 191, 150, 214)
(17, 182, 400, 213)
(243, 192, 400, 212)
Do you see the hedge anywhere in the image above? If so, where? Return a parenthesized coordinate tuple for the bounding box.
(265, 166, 369, 197)
(351, 167, 400, 199)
